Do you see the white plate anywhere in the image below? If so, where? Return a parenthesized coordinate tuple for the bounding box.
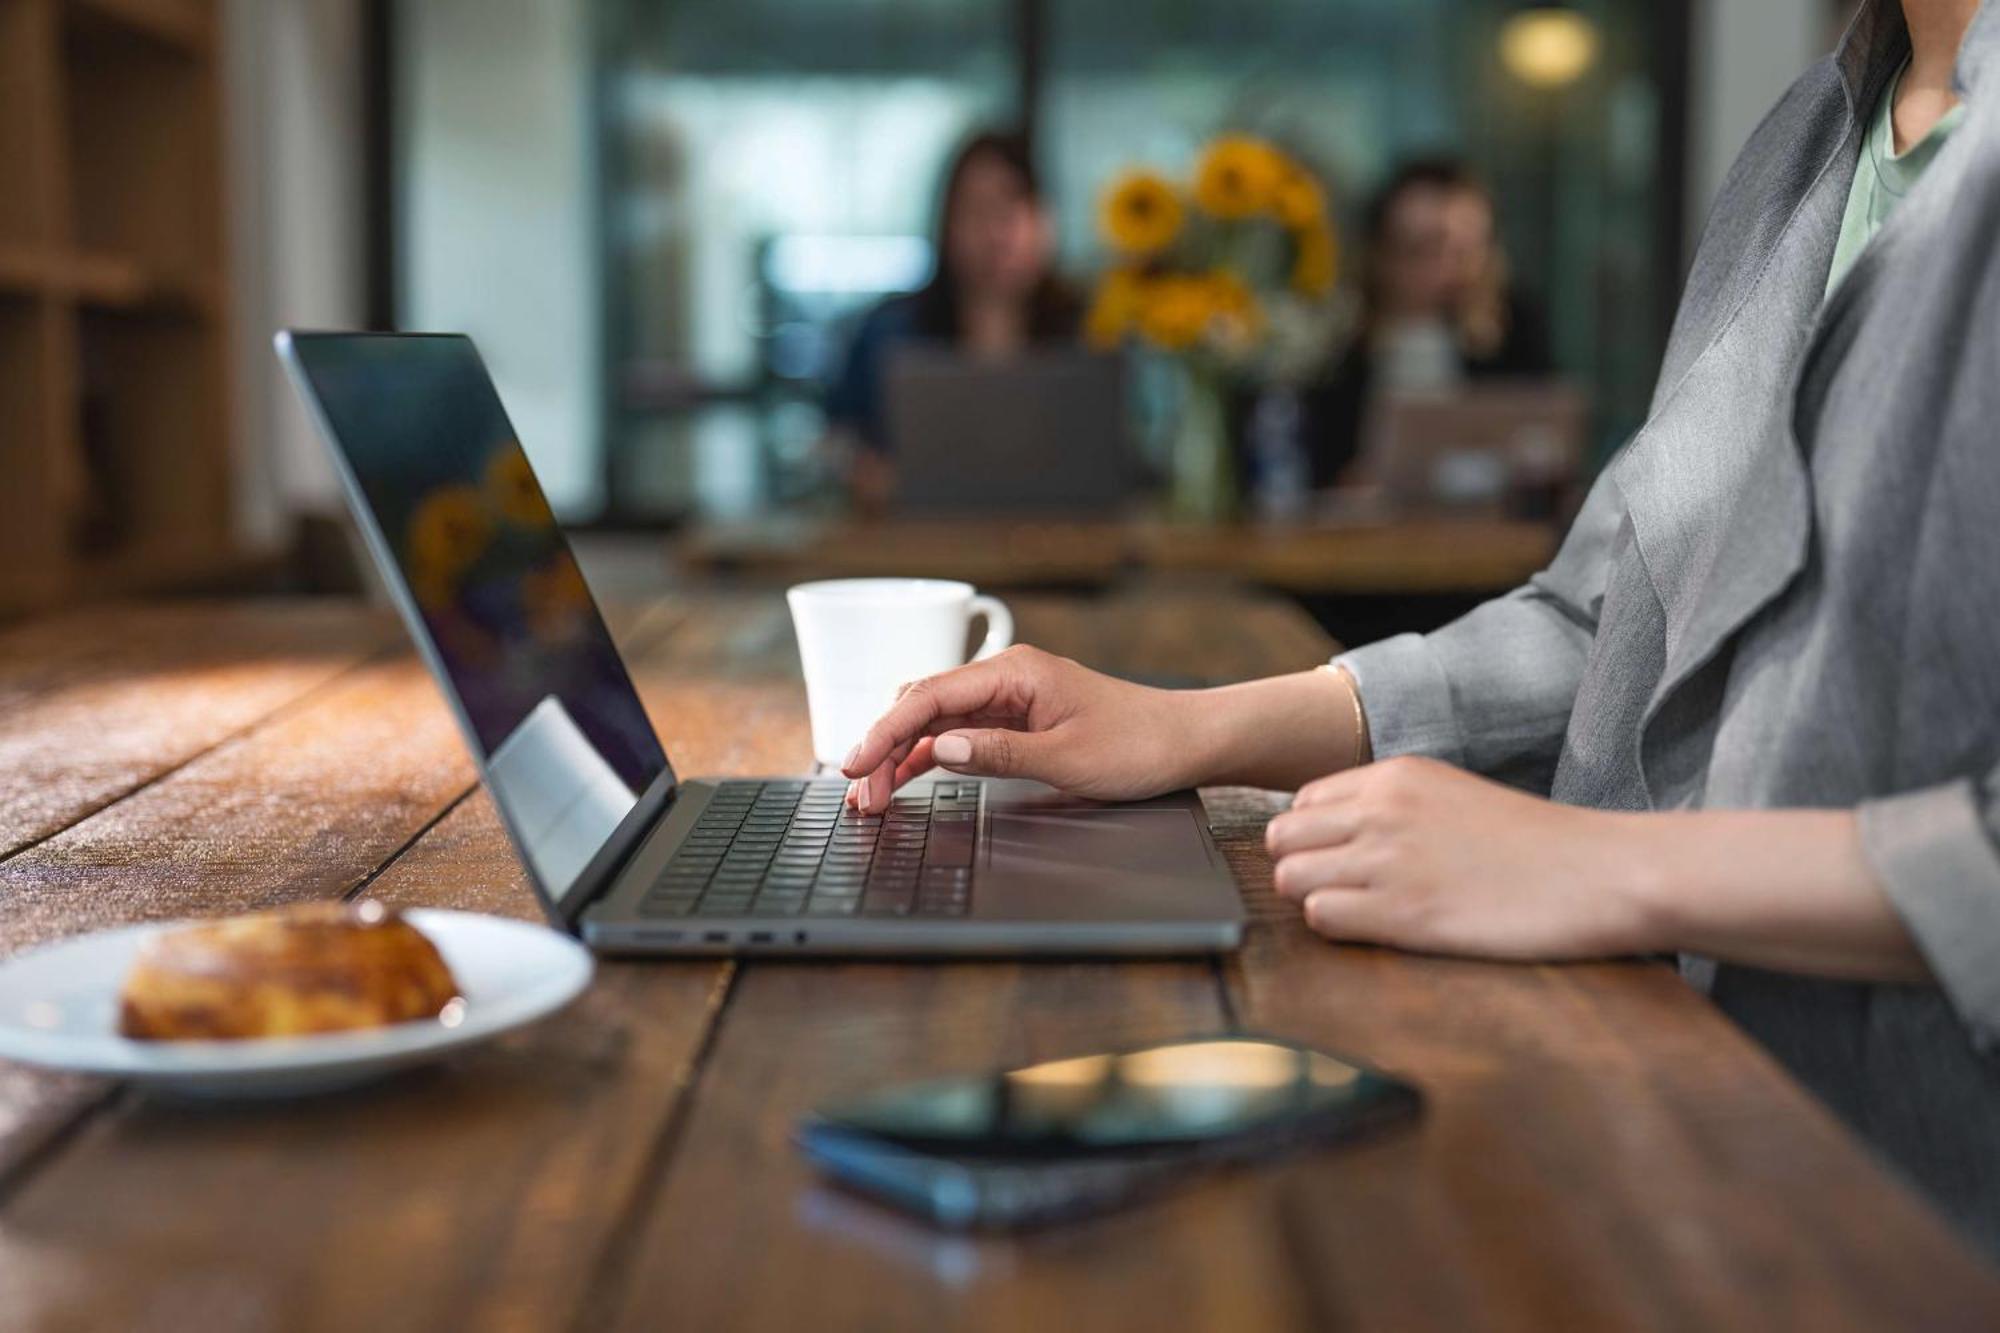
(0, 909, 594, 1097)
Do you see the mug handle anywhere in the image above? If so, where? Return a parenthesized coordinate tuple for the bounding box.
(968, 594, 1014, 662)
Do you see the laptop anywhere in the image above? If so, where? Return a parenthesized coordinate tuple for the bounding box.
(277, 331, 1242, 956)
(885, 348, 1136, 514)
(1361, 383, 1587, 516)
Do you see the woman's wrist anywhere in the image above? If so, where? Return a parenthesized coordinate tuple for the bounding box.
(1586, 808, 1928, 980)
(1184, 669, 1366, 791)
(1590, 812, 1681, 955)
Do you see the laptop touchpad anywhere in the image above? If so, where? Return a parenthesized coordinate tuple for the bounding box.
(986, 808, 1209, 875)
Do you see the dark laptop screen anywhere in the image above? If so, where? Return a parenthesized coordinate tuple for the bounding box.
(282, 333, 670, 908)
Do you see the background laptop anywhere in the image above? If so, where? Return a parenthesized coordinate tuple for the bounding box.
(1361, 383, 1587, 517)
(277, 331, 1242, 956)
(885, 348, 1136, 515)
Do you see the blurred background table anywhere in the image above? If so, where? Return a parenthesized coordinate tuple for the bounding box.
(0, 590, 1995, 1332)
(675, 514, 1559, 595)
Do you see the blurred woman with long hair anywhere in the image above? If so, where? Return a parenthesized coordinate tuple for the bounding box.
(825, 130, 1079, 507)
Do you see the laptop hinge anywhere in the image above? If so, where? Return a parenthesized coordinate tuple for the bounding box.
(558, 772, 680, 931)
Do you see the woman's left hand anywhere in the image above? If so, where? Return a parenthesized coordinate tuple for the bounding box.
(1265, 757, 1661, 961)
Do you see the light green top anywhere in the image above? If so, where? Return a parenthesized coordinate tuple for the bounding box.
(1825, 63, 1967, 299)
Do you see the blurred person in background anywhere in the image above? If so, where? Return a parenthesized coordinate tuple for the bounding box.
(1308, 158, 1552, 486)
(825, 130, 1080, 509)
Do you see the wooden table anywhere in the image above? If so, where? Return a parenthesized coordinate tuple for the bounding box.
(675, 515, 1559, 595)
(0, 592, 1995, 1332)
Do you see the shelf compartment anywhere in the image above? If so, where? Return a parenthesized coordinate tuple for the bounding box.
(61, 0, 220, 273)
(0, 0, 62, 249)
(0, 295, 70, 607)
(67, 0, 209, 55)
(71, 306, 227, 566)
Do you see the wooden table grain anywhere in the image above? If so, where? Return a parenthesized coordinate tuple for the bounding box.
(0, 591, 1995, 1333)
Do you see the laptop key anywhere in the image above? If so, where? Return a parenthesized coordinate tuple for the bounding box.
(924, 833, 974, 867)
(698, 901, 753, 918)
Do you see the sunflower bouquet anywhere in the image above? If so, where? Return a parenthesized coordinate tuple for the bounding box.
(1086, 135, 1343, 519)
(1087, 135, 1339, 374)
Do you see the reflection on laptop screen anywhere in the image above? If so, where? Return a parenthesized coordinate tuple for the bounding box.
(282, 333, 670, 907)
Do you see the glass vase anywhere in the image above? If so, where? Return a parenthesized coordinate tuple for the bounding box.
(1168, 361, 1236, 523)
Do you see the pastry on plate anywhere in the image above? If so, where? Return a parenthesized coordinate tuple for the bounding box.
(118, 900, 460, 1041)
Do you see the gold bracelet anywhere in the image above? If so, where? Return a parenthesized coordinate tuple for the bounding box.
(1318, 663, 1368, 770)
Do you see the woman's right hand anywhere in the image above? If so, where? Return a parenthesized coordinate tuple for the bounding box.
(838, 645, 1204, 812)
(838, 646, 1370, 812)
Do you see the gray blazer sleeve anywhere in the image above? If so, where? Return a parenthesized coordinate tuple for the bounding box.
(1334, 472, 1629, 793)
(1859, 775, 2000, 1052)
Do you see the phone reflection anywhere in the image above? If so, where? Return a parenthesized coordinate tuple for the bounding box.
(838, 1039, 1374, 1153)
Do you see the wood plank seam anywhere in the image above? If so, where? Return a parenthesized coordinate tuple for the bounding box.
(0, 644, 398, 870)
(1274, 1178, 1354, 1331)
(338, 784, 479, 903)
(569, 959, 741, 1333)
(0, 1083, 119, 1208)
(1208, 951, 1245, 1032)
(317, 597, 689, 906)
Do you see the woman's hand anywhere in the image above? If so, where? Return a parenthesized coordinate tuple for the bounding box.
(839, 646, 1203, 811)
(1265, 757, 1662, 961)
(1264, 757, 1929, 982)
(840, 650, 1370, 814)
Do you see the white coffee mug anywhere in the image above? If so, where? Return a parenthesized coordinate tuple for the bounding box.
(787, 578, 1014, 767)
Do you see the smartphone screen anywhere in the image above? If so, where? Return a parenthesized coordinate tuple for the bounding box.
(797, 1038, 1420, 1228)
(807, 1037, 1418, 1159)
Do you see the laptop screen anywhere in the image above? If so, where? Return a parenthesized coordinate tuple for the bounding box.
(281, 333, 672, 909)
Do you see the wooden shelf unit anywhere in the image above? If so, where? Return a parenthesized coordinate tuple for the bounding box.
(0, 0, 232, 613)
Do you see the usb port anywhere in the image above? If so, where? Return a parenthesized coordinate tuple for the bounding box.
(748, 931, 774, 944)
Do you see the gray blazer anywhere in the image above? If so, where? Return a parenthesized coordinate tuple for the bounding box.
(1341, 0, 2000, 1252)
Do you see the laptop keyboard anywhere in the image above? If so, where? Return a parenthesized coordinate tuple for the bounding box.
(640, 779, 981, 920)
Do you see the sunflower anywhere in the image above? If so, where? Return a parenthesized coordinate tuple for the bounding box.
(1138, 275, 1217, 352)
(1292, 223, 1339, 298)
(406, 485, 491, 588)
(1270, 161, 1328, 230)
(1203, 269, 1264, 343)
(1098, 171, 1184, 256)
(484, 444, 551, 528)
(1085, 268, 1148, 349)
(1193, 135, 1283, 220)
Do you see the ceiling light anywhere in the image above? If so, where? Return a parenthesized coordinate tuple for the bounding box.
(1500, 6, 1601, 90)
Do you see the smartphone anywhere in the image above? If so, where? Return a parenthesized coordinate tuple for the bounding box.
(795, 1036, 1421, 1230)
